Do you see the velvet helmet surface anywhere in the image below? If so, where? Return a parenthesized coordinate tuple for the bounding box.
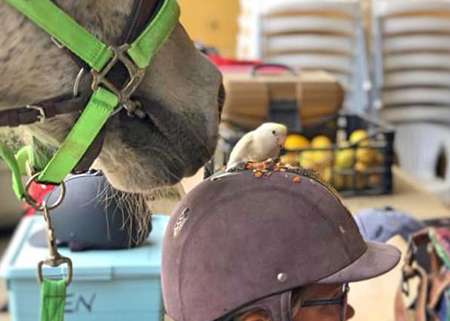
(161, 163, 400, 321)
(29, 171, 152, 251)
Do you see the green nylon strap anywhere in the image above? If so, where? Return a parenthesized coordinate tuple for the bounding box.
(40, 279, 67, 321)
(429, 229, 450, 270)
(5, 0, 180, 71)
(14, 146, 33, 176)
(0, 143, 25, 199)
(4, 0, 112, 72)
(38, 88, 118, 184)
(128, 0, 180, 69)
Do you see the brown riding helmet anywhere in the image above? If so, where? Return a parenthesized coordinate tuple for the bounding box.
(162, 162, 400, 321)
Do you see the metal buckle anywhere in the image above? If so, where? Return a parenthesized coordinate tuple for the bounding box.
(26, 105, 46, 123)
(38, 256, 73, 285)
(91, 44, 146, 116)
(73, 68, 86, 97)
(37, 202, 73, 285)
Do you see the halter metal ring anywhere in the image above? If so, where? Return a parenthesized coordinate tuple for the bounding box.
(37, 256, 73, 285)
(91, 44, 146, 115)
(24, 173, 66, 211)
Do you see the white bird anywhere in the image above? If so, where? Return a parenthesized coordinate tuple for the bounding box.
(227, 122, 287, 169)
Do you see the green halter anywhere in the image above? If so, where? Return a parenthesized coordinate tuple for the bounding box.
(1, 0, 180, 200)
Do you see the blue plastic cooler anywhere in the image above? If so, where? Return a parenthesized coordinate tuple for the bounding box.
(0, 214, 169, 321)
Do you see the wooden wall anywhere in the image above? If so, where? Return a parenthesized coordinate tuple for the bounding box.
(177, 0, 240, 57)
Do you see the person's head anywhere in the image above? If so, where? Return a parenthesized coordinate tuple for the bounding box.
(234, 283, 354, 321)
(161, 161, 400, 321)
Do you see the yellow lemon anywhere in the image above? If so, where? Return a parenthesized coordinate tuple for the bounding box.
(284, 134, 310, 151)
(329, 172, 348, 190)
(350, 130, 377, 164)
(335, 148, 355, 169)
(310, 135, 333, 166)
(299, 151, 317, 170)
(320, 166, 332, 183)
(349, 129, 369, 146)
(356, 148, 377, 164)
(355, 161, 369, 173)
(320, 166, 349, 190)
(311, 135, 332, 148)
(313, 151, 333, 166)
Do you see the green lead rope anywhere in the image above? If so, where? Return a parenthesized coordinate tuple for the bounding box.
(15, 145, 34, 176)
(0, 143, 25, 200)
(40, 279, 67, 321)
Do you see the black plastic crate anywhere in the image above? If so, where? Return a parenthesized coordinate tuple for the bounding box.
(205, 113, 395, 196)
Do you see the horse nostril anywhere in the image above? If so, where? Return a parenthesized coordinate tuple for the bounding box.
(218, 83, 225, 118)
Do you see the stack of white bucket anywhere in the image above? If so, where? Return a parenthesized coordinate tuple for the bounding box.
(236, 0, 370, 114)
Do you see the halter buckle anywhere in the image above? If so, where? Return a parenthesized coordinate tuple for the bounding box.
(91, 44, 145, 115)
(38, 256, 73, 285)
(26, 105, 46, 123)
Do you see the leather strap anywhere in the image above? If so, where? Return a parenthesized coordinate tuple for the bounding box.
(72, 129, 106, 173)
(394, 229, 450, 321)
(0, 94, 89, 127)
(395, 266, 428, 321)
(122, 0, 161, 44)
(93, 0, 161, 102)
(415, 266, 429, 321)
(429, 274, 450, 310)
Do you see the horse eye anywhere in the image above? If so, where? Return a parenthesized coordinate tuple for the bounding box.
(272, 130, 276, 135)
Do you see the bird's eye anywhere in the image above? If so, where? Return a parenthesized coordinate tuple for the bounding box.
(272, 130, 276, 135)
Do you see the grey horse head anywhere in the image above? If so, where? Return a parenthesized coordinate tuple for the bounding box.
(0, 0, 224, 194)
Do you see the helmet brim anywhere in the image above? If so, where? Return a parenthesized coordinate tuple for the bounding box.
(317, 241, 401, 284)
